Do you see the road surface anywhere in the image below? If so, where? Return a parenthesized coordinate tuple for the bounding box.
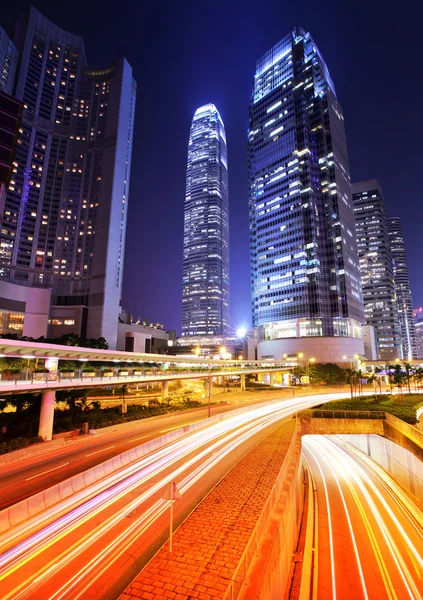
(303, 435, 423, 600)
(0, 388, 344, 510)
(0, 394, 328, 600)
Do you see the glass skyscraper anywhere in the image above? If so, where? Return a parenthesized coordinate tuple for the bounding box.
(182, 104, 229, 337)
(0, 7, 136, 348)
(387, 216, 417, 360)
(248, 28, 364, 346)
(352, 180, 401, 361)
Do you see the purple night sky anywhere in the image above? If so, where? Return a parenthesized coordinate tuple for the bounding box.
(4, 0, 423, 334)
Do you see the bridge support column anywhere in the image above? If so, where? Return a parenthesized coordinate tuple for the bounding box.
(38, 390, 56, 441)
(161, 380, 169, 402)
(240, 374, 246, 391)
(269, 373, 275, 386)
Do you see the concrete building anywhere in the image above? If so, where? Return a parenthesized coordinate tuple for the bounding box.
(117, 312, 170, 354)
(182, 104, 229, 337)
(387, 217, 417, 360)
(0, 7, 136, 348)
(352, 180, 401, 361)
(248, 27, 364, 364)
(0, 90, 22, 216)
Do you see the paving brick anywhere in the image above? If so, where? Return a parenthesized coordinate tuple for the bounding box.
(120, 420, 295, 600)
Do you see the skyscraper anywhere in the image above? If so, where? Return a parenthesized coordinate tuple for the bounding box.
(248, 28, 364, 363)
(0, 26, 18, 95)
(352, 180, 401, 361)
(182, 104, 229, 338)
(0, 7, 136, 348)
(387, 216, 417, 360)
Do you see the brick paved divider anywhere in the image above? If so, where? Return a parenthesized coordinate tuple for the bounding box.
(120, 418, 301, 600)
(0, 396, 292, 536)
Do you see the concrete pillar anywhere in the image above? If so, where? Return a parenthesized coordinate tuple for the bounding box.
(257, 373, 264, 383)
(161, 380, 169, 402)
(38, 390, 56, 441)
(269, 373, 275, 386)
(240, 374, 246, 391)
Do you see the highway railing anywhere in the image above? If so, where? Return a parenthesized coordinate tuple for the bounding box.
(310, 409, 386, 420)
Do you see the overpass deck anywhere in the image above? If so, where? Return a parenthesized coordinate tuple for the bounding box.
(0, 367, 291, 395)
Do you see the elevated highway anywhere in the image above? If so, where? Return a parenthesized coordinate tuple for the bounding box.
(0, 338, 292, 440)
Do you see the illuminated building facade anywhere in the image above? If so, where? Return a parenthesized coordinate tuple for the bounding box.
(0, 26, 18, 95)
(182, 104, 229, 337)
(414, 308, 423, 359)
(387, 217, 417, 359)
(248, 27, 364, 360)
(352, 180, 401, 361)
(0, 7, 136, 348)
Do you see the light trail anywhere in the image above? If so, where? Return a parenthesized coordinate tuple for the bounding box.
(0, 393, 347, 599)
(303, 435, 423, 600)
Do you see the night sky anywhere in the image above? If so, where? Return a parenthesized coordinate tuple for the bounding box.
(3, 1, 423, 334)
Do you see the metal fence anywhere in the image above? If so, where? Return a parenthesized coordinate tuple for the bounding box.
(222, 422, 300, 600)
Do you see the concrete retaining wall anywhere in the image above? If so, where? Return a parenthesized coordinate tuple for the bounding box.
(300, 417, 384, 436)
(0, 396, 296, 537)
(338, 432, 423, 505)
(239, 426, 303, 600)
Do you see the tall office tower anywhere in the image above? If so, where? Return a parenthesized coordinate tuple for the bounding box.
(0, 26, 18, 95)
(352, 180, 401, 361)
(387, 216, 417, 360)
(0, 7, 136, 348)
(414, 308, 423, 359)
(248, 28, 364, 363)
(182, 104, 229, 337)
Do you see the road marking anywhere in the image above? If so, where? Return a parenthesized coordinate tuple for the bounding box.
(85, 445, 115, 457)
(26, 463, 69, 481)
(131, 435, 149, 442)
(159, 425, 185, 433)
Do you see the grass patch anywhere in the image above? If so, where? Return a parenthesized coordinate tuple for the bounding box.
(305, 394, 421, 424)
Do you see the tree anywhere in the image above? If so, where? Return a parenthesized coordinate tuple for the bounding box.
(403, 363, 414, 394)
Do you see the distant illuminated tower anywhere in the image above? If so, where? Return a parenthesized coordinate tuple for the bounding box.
(387, 216, 417, 360)
(182, 104, 229, 336)
(352, 180, 401, 361)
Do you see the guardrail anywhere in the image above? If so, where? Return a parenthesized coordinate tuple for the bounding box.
(310, 409, 386, 420)
(223, 421, 300, 600)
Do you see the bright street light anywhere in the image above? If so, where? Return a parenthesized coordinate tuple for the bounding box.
(298, 352, 304, 359)
(236, 327, 247, 338)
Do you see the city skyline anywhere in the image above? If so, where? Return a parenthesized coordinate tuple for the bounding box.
(1, 1, 422, 335)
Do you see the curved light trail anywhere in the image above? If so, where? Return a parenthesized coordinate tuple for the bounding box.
(303, 435, 423, 600)
(0, 393, 345, 599)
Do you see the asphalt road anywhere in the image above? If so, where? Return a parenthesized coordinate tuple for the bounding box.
(0, 394, 329, 600)
(303, 435, 423, 600)
(0, 387, 322, 510)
